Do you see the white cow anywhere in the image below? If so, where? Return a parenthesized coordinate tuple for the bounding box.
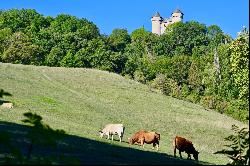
(1, 102, 13, 109)
(99, 123, 125, 142)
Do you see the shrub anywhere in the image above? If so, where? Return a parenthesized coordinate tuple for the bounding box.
(166, 78, 180, 98)
(225, 99, 249, 122)
(134, 70, 146, 84)
(185, 90, 200, 103)
(200, 95, 216, 109)
(180, 83, 190, 98)
(149, 74, 181, 97)
(215, 100, 229, 114)
(150, 74, 168, 94)
(214, 124, 249, 165)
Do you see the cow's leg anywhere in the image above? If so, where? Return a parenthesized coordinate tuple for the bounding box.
(107, 133, 110, 140)
(179, 150, 182, 158)
(156, 142, 159, 151)
(111, 134, 114, 141)
(187, 153, 191, 159)
(119, 134, 122, 142)
(141, 138, 145, 148)
(120, 132, 123, 142)
(174, 147, 177, 157)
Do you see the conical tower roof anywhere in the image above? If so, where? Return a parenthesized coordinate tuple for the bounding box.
(172, 9, 184, 15)
(152, 12, 161, 17)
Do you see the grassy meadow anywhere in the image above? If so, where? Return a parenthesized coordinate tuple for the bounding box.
(0, 63, 248, 165)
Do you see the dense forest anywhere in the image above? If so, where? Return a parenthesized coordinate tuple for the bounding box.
(0, 9, 248, 122)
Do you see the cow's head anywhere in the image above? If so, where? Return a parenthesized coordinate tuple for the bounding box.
(155, 132, 160, 140)
(193, 150, 199, 160)
(128, 137, 133, 144)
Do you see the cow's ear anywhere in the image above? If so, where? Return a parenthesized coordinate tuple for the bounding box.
(99, 131, 103, 133)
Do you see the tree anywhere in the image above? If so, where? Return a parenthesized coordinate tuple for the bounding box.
(164, 21, 209, 56)
(49, 14, 80, 33)
(207, 25, 224, 47)
(0, 9, 45, 32)
(122, 42, 143, 77)
(215, 124, 249, 165)
(59, 51, 76, 67)
(45, 46, 65, 67)
(188, 60, 202, 89)
(1, 32, 43, 65)
(0, 28, 12, 56)
(109, 28, 131, 52)
(229, 35, 249, 99)
(202, 62, 217, 96)
(216, 44, 238, 100)
(130, 27, 157, 57)
(166, 55, 191, 84)
(237, 26, 249, 43)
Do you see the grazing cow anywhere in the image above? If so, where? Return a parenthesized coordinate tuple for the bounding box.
(1, 102, 13, 109)
(128, 130, 160, 150)
(99, 124, 125, 142)
(173, 136, 199, 160)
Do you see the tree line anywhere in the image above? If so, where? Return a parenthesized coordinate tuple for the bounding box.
(0, 9, 248, 122)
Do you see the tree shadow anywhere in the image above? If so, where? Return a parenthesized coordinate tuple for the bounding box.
(0, 99, 12, 105)
(0, 121, 211, 165)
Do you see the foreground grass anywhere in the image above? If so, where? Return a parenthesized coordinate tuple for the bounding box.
(0, 63, 248, 164)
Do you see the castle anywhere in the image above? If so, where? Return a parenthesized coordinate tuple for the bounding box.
(151, 9, 184, 35)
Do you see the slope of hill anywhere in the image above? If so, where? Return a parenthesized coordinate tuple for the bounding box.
(0, 63, 247, 164)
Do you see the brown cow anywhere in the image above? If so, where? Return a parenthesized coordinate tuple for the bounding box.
(173, 136, 199, 160)
(128, 130, 160, 150)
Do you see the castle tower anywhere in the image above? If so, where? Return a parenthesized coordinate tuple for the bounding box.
(151, 12, 163, 35)
(171, 9, 184, 23)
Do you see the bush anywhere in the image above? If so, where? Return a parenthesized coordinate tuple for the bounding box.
(150, 74, 168, 94)
(185, 90, 200, 103)
(134, 70, 146, 84)
(215, 124, 249, 165)
(180, 84, 190, 98)
(215, 100, 229, 114)
(149, 74, 181, 97)
(200, 95, 216, 109)
(225, 99, 249, 122)
(166, 78, 180, 98)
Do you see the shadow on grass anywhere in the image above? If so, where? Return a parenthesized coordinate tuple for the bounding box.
(0, 121, 211, 165)
(0, 99, 12, 105)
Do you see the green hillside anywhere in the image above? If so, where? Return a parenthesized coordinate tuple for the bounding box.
(0, 63, 247, 164)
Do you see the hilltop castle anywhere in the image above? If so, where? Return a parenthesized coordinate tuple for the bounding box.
(151, 9, 184, 35)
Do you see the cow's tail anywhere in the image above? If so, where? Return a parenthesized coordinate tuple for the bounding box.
(121, 126, 125, 139)
(123, 126, 125, 135)
(173, 136, 177, 148)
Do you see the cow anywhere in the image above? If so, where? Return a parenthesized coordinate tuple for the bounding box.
(99, 123, 125, 142)
(128, 130, 160, 150)
(173, 136, 199, 160)
(1, 102, 13, 109)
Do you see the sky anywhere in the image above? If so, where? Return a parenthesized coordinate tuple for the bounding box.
(0, 0, 249, 38)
